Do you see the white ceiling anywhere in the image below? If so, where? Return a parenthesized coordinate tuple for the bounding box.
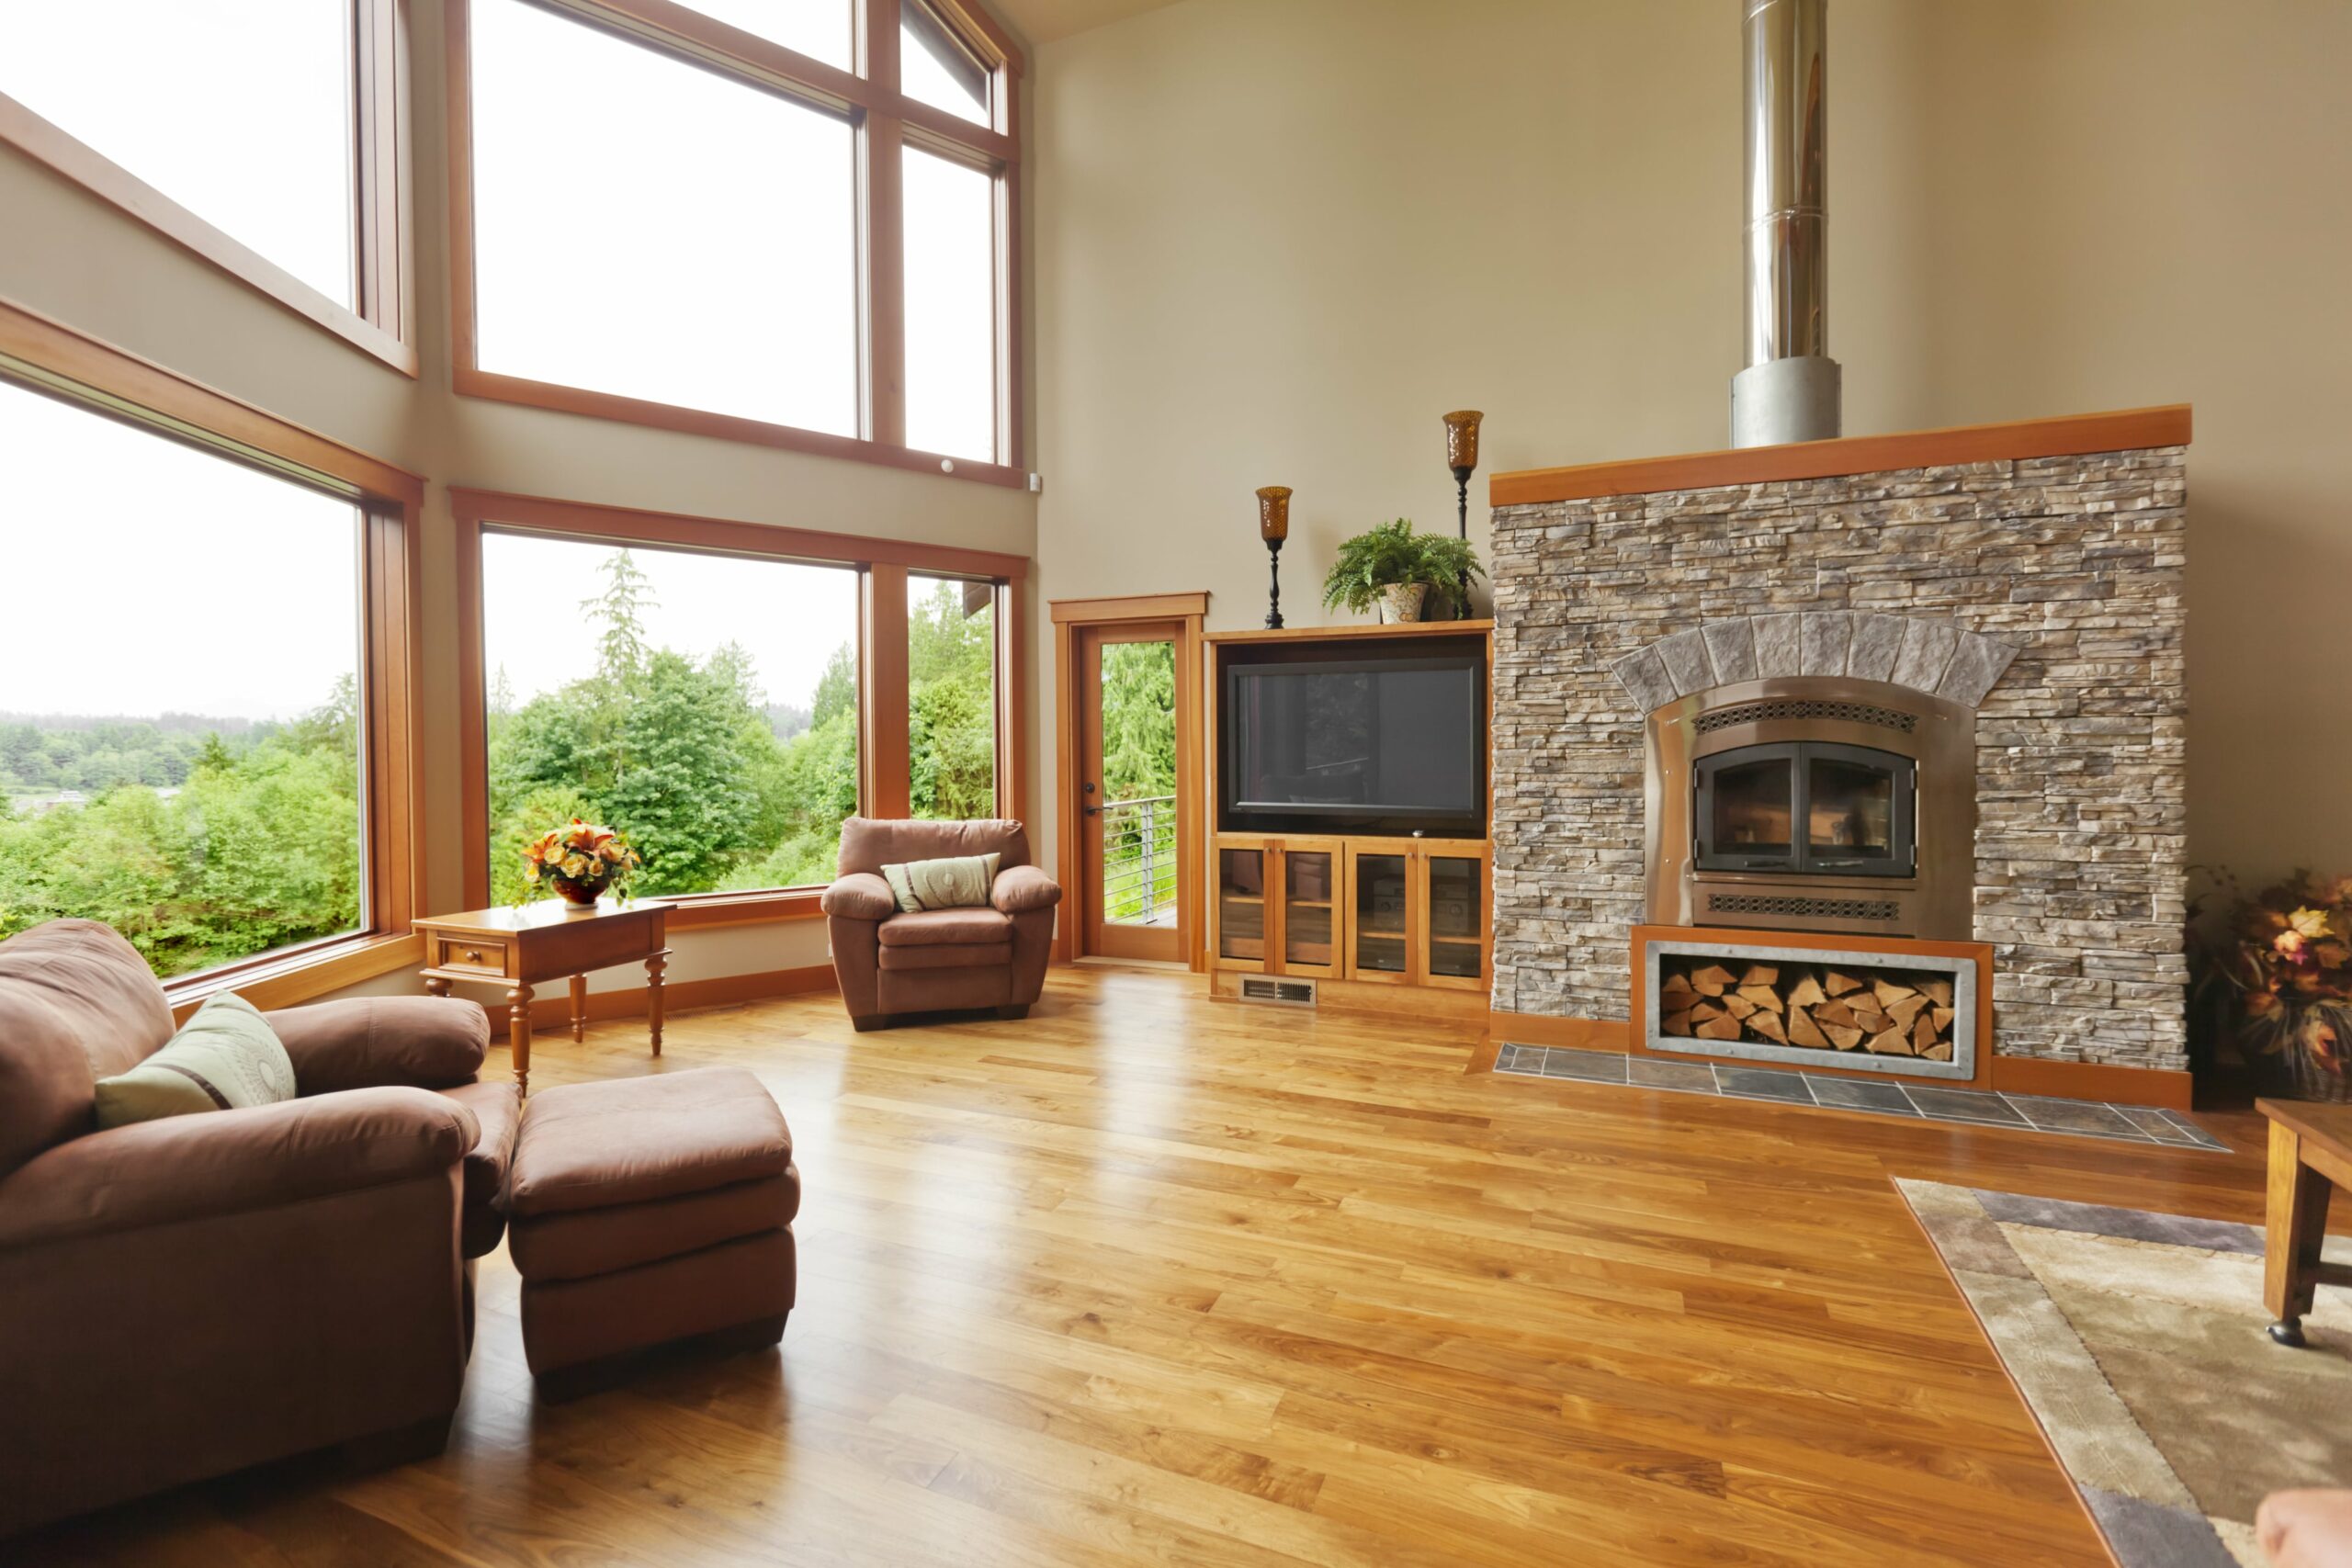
(990, 0, 1184, 46)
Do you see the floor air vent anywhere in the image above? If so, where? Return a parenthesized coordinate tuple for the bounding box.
(1239, 976, 1317, 1007)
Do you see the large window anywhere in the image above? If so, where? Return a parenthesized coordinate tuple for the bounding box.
(481, 533, 862, 900)
(0, 2, 411, 368)
(469, 0, 857, 434)
(0, 380, 369, 981)
(909, 574, 996, 819)
(451, 0, 1023, 481)
(457, 494, 1025, 910)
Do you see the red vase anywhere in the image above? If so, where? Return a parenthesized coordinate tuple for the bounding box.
(551, 875, 602, 908)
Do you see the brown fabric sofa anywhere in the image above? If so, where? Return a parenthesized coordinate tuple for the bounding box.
(0, 919, 514, 1537)
(820, 818, 1061, 1031)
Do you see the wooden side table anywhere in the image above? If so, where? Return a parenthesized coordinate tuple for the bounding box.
(415, 900, 670, 1095)
(2258, 1097, 2352, 1347)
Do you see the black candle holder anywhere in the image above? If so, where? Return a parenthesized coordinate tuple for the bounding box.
(1443, 410, 1484, 540)
(1256, 486, 1291, 629)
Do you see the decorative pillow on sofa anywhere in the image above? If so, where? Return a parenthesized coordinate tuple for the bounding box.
(93, 993, 299, 1129)
(882, 852, 1002, 913)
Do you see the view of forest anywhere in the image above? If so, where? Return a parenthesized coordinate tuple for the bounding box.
(1096, 639, 1179, 922)
(0, 682, 364, 979)
(0, 552, 1000, 982)
(485, 552, 996, 905)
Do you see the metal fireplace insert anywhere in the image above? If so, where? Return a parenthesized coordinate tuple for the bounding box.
(1646, 676, 1975, 940)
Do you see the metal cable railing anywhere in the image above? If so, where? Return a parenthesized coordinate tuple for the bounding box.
(1099, 794, 1177, 925)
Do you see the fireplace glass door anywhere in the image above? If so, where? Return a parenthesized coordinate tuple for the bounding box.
(1695, 742, 1915, 877)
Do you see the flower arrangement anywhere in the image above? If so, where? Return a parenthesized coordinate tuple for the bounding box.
(2192, 868, 2352, 1100)
(1320, 519, 1484, 622)
(525, 818, 641, 908)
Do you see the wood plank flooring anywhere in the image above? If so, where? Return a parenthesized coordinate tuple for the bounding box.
(15, 964, 2292, 1567)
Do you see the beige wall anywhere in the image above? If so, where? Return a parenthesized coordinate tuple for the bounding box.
(1031, 0, 2352, 896)
(0, 0, 1038, 998)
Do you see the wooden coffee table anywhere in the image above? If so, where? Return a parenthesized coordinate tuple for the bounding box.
(2259, 1096, 2352, 1347)
(415, 900, 670, 1095)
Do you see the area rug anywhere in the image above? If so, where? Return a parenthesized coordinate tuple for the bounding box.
(1896, 1179, 2352, 1567)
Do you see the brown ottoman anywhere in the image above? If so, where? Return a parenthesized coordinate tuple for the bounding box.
(507, 1068, 797, 1388)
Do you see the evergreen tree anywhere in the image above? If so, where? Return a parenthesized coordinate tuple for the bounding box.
(582, 549, 657, 686)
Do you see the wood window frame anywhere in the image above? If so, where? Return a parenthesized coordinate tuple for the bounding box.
(0, 1, 418, 377)
(1050, 593, 1208, 970)
(446, 0, 1029, 487)
(451, 488, 1030, 927)
(0, 295, 430, 1016)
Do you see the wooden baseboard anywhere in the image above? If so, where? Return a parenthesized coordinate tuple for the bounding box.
(478, 964, 837, 1039)
(1485, 1011, 1633, 1052)
(1990, 1054, 2195, 1111)
(1486, 1009, 2195, 1109)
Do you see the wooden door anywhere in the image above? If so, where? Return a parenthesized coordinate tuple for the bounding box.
(1419, 840, 1492, 991)
(1273, 837, 1342, 978)
(1079, 623, 1186, 962)
(1343, 838, 1419, 986)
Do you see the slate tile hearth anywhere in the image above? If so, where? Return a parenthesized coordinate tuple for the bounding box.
(1493, 1044, 2229, 1150)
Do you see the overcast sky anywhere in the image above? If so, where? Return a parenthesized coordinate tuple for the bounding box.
(482, 531, 861, 714)
(0, 379, 360, 722)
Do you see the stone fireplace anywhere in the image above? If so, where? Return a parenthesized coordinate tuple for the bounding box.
(1487, 410, 2192, 1080)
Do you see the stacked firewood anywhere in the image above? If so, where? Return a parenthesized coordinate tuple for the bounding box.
(1657, 961, 1957, 1061)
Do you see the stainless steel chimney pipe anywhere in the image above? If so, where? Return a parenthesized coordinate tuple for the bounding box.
(1730, 0, 1841, 446)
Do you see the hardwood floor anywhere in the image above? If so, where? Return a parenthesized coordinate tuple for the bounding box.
(17, 965, 2293, 1566)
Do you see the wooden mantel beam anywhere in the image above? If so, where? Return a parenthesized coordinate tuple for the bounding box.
(1490, 404, 2192, 508)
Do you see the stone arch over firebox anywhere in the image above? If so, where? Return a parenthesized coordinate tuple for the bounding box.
(1608, 612, 2020, 716)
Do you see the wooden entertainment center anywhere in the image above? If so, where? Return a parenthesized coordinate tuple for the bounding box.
(1205, 621, 1493, 1015)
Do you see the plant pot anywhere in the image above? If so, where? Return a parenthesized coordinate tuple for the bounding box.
(550, 876, 604, 910)
(1378, 582, 1427, 624)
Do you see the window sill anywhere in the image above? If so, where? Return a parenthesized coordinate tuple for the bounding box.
(164, 931, 426, 1022)
(0, 94, 418, 379)
(451, 367, 1029, 490)
(645, 888, 830, 931)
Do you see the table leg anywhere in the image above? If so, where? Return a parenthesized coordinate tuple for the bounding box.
(647, 951, 667, 1057)
(570, 974, 588, 1043)
(508, 983, 535, 1097)
(424, 975, 450, 999)
(2264, 1119, 2331, 1347)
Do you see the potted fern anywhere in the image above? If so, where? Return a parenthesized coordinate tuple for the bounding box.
(1320, 519, 1483, 623)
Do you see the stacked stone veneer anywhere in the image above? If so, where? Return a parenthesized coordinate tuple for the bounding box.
(1490, 445, 2188, 1070)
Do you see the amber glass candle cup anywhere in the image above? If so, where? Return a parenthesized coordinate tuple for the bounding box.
(1256, 485, 1292, 543)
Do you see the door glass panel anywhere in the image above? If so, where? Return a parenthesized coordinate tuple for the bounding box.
(1353, 853, 1408, 974)
(1426, 856, 1482, 979)
(1709, 755, 1793, 862)
(1807, 754, 1896, 864)
(1283, 851, 1334, 968)
(1098, 639, 1175, 926)
(1218, 849, 1265, 961)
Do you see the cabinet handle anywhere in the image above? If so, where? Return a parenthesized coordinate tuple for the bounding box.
(462, 948, 483, 964)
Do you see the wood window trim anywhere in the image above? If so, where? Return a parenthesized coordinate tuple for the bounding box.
(1050, 595, 1208, 970)
(445, 0, 1029, 487)
(0, 1, 418, 378)
(0, 295, 430, 1011)
(451, 486, 1030, 915)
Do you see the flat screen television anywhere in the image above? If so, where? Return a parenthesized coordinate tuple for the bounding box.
(1223, 653, 1486, 835)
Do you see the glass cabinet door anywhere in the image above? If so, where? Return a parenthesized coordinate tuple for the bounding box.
(1282, 847, 1337, 973)
(1351, 851, 1410, 976)
(1424, 851, 1486, 983)
(1217, 846, 1266, 964)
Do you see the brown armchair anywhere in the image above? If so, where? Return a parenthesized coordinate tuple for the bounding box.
(820, 818, 1062, 1031)
(0, 919, 514, 1537)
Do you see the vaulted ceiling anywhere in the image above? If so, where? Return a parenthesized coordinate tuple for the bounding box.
(990, 0, 1182, 46)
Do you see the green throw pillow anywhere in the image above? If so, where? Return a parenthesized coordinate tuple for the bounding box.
(882, 852, 1002, 913)
(94, 993, 299, 1129)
